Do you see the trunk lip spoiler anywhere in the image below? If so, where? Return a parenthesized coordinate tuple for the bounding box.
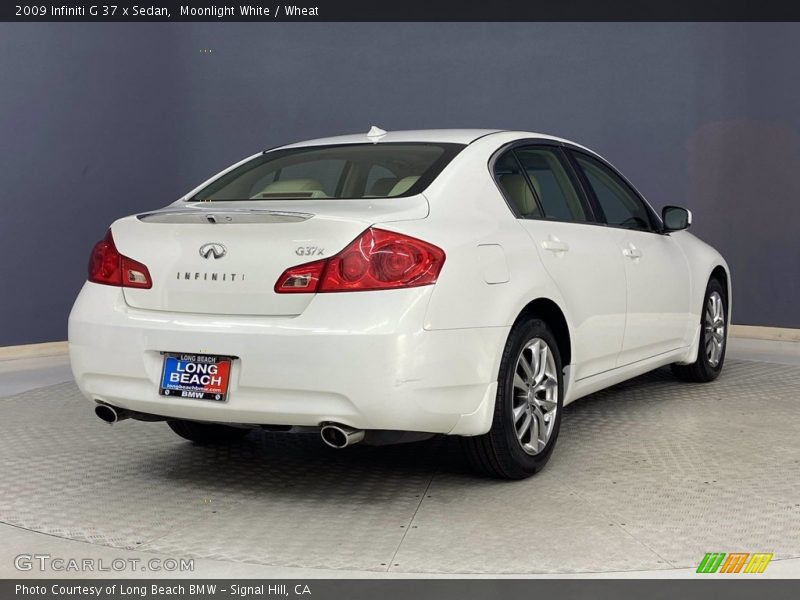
(136, 207, 315, 223)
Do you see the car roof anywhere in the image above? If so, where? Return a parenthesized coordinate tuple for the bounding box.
(277, 129, 502, 147)
(275, 128, 591, 151)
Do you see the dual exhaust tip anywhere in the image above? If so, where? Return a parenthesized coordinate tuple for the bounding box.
(95, 403, 364, 449)
(320, 424, 365, 449)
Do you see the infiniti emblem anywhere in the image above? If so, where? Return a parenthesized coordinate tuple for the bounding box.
(199, 242, 227, 260)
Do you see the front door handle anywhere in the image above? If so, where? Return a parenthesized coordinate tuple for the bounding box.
(541, 238, 570, 253)
(622, 244, 642, 259)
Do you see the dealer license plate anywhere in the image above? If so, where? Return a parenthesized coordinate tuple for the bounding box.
(159, 353, 232, 402)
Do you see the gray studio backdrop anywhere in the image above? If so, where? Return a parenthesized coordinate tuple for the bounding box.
(1, 22, 799, 346)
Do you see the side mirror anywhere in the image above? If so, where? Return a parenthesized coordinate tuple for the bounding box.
(662, 205, 692, 232)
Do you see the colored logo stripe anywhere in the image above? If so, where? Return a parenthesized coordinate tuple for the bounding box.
(719, 553, 749, 573)
(744, 553, 773, 574)
(697, 552, 726, 573)
(697, 552, 772, 574)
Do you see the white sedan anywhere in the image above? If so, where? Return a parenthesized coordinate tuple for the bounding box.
(69, 128, 730, 478)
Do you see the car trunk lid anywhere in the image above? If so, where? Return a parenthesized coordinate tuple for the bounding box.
(115, 198, 427, 316)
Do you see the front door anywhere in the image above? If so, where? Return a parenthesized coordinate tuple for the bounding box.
(570, 151, 692, 365)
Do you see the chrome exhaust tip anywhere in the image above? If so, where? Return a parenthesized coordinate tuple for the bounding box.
(320, 424, 365, 449)
(94, 403, 131, 424)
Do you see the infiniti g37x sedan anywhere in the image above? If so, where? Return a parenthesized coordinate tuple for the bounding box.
(69, 128, 730, 479)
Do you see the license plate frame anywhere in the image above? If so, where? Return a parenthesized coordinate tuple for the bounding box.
(159, 352, 233, 402)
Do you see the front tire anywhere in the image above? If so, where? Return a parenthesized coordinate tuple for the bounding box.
(167, 420, 250, 445)
(671, 278, 728, 383)
(463, 318, 564, 479)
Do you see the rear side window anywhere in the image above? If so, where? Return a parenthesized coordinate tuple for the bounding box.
(493, 146, 588, 222)
(190, 143, 463, 201)
(573, 153, 654, 231)
(494, 151, 542, 218)
(514, 147, 588, 222)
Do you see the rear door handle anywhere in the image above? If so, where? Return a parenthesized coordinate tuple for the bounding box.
(541, 238, 569, 253)
(622, 244, 642, 259)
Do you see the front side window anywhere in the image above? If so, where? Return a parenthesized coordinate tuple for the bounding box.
(190, 143, 463, 201)
(573, 153, 654, 231)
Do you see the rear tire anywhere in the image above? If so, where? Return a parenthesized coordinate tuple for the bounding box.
(671, 278, 728, 383)
(167, 420, 250, 445)
(462, 318, 564, 479)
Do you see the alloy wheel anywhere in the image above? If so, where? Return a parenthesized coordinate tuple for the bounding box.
(705, 291, 726, 367)
(511, 338, 559, 455)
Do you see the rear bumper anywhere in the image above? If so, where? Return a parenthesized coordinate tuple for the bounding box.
(68, 283, 506, 435)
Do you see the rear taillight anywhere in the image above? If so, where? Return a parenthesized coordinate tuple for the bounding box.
(88, 229, 152, 289)
(273, 259, 327, 294)
(275, 228, 445, 294)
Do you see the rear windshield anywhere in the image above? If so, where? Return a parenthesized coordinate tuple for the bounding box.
(189, 142, 464, 201)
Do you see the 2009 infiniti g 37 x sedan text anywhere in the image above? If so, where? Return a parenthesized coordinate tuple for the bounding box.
(69, 128, 730, 479)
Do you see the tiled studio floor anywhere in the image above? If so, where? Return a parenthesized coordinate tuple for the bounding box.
(0, 343, 798, 577)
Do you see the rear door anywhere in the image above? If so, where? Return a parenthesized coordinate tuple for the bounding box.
(569, 150, 692, 365)
(494, 144, 627, 380)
